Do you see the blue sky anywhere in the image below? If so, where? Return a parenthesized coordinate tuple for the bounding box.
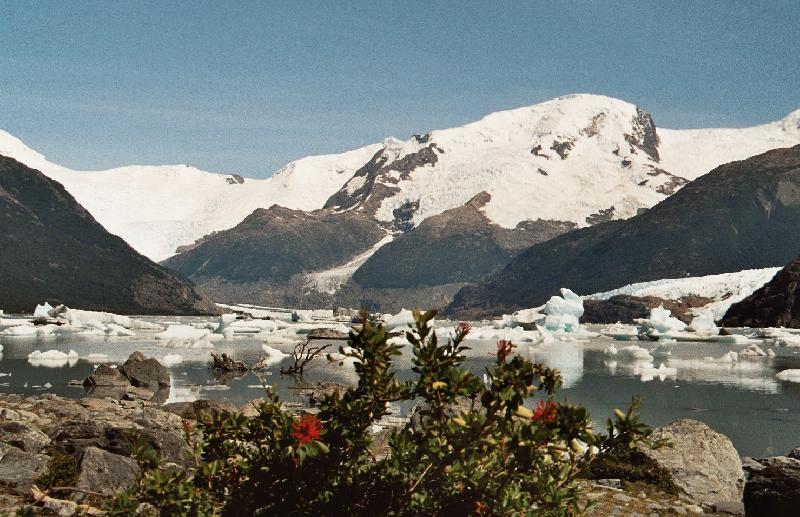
(1, 1, 798, 178)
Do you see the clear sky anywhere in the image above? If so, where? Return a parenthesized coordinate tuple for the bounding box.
(1, 1, 798, 178)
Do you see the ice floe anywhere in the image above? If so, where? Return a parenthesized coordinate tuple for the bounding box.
(776, 369, 800, 382)
(27, 349, 79, 368)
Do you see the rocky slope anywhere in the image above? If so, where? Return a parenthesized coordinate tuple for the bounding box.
(351, 192, 575, 288)
(447, 145, 800, 319)
(721, 256, 800, 327)
(163, 205, 386, 291)
(0, 155, 216, 315)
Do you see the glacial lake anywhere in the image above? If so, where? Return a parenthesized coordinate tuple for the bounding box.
(2, 318, 800, 458)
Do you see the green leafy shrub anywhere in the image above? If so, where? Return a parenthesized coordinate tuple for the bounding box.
(110, 310, 663, 516)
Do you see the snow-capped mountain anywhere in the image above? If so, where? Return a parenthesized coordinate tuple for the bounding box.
(2, 94, 798, 265)
(0, 129, 381, 261)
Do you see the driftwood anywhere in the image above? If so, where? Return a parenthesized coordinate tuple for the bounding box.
(210, 352, 247, 372)
(280, 340, 331, 376)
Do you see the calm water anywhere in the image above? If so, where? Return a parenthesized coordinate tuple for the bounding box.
(2, 318, 800, 457)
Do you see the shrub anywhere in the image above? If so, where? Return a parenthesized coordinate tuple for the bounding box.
(110, 310, 662, 516)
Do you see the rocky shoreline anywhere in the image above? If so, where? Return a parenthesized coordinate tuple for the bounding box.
(0, 352, 795, 515)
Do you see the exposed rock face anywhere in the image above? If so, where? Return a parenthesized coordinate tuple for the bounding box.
(447, 145, 800, 318)
(640, 420, 744, 506)
(0, 155, 217, 315)
(0, 422, 50, 453)
(582, 295, 713, 324)
(119, 352, 170, 388)
(353, 192, 575, 289)
(164, 204, 385, 284)
(323, 144, 440, 218)
(0, 442, 49, 490)
(76, 446, 141, 497)
(721, 256, 800, 327)
(743, 456, 800, 516)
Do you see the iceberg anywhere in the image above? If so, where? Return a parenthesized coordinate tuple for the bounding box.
(635, 306, 687, 339)
(156, 325, 212, 341)
(604, 344, 654, 362)
(689, 313, 718, 335)
(33, 302, 54, 318)
(777, 369, 800, 382)
(543, 289, 584, 333)
(383, 309, 418, 330)
(27, 349, 79, 368)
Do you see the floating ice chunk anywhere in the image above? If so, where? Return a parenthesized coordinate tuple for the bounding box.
(214, 314, 238, 338)
(33, 302, 54, 317)
(161, 337, 215, 349)
(384, 309, 418, 330)
(777, 369, 800, 382)
(27, 349, 79, 368)
(544, 289, 584, 333)
(43, 382, 52, 389)
(604, 344, 653, 362)
(162, 354, 183, 367)
(635, 306, 687, 337)
(58, 308, 162, 331)
(2, 324, 58, 337)
(690, 313, 718, 335)
(262, 344, 290, 359)
(156, 325, 212, 341)
(292, 310, 314, 323)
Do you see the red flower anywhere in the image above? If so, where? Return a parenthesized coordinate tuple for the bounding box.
(495, 339, 515, 363)
(532, 400, 558, 424)
(456, 321, 471, 339)
(292, 414, 323, 444)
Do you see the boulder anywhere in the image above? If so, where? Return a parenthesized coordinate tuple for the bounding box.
(743, 455, 800, 516)
(161, 399, 237, 421)
(639, 419, 744, 505)
(0, 421, 50, 453)
(307, 327, 349, 340)
(76, 446, 140, 497)
(83, 364, 131, 388)
(0, 443, 49, 491)
(120, 352, 170, 388)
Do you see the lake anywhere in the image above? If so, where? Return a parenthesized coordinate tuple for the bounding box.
(2, 317, 799, 457)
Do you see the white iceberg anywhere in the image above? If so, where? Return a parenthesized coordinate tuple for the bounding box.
(27, 349, 79, 368)
(777, 369, 800, 382)
(543, 288, 584, 333)
(156, 325, 212, 341)
(33, 302, 54, 317)
(383, 309, 418, 330)
(635, 306, 687, 339)
(689, 313, 718, 335)
(604, 344, 653, 362)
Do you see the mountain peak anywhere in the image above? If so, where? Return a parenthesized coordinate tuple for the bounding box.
(782, 109, 800, 131)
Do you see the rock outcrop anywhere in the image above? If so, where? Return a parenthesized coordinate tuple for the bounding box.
(0, 155, 217, 315)
(119, 352, 171, 388)
(743, 455, 800, 516)
(721, 256, 800, 327)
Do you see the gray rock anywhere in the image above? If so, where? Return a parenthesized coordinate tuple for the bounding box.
(120, 352, 170, 388)
(0, 421, 50, 453)
(161, 399, 237, 421)
(0, 443, 49, 491)
(76, 446, 140, 497)
(84, 364, 131, 388)
(639, 419, 744, 505)
(743, 455, 800, 517)
(306, 327, 349, 340)
(712, 500, 745, 515)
